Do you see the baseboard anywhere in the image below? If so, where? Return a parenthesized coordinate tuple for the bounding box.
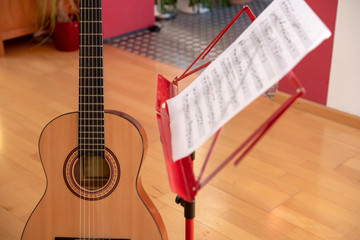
(274, 91, 360, 129)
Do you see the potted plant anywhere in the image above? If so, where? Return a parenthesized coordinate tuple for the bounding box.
(177, 0, 232, 14)
(37, 0, 79, 51)
(230, 0, 252, 5)
(155, 0, 177, 20)
(177, 0, 212, 13)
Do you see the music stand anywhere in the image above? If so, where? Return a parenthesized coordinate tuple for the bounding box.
(156, 5, 305, 240)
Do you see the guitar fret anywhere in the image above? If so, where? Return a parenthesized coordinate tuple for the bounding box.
(79, 121, 104, 125)
(78, 0, 105, 143)
(80, 143, 104, 145)
(79, 69, 103, 76)
(79, 45, 102, 47)
(79, 151, 105, 154)
(79, 140, 104, 144)
(79, 137, 104, 139)
(79, 94, 103, 96)
(79, 112, 104, 114)
(79, 138, 104, 140)
(79, 139, 104, 142)
(79, 118, 104, 120)
(79, 77, 103, 78)
(79, 117, 104, 119)
(79, 67, 103, 69)
(79, 124, 104, 127)
(79, 115, 104, 118)
(80, 131, 105, 133)
(80, 130, 103, 133)
(81, 110, 104, 113)
(80, 0, 102, 7)
(79, 61, 103, 64)
(80, 61, 103, 66)
(79, 143, 104, 145)
(79, 135, 104, 138)
(79, 130, 104, 132)
(79, 68, 103, 71)
(80, 21, 102, 26)
(80, 35, 102, 45)
(80, 49, 103, 57)
(80, 33, 102, 35)
(79, 103, 103, 104)
(80, 28, 103, 35)
(79, 91, 103, 95)
(79, 149, 105, 151)
(79, 131, 104, 134)
(79, 123, 104, 126)
(79, 109, 103, 112)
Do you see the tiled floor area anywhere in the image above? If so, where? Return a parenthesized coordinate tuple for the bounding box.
(106, 0, 272, 71)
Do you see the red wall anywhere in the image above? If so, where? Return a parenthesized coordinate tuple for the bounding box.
(102, 0, 155, 39)
(101, 0, 338, 105)
(279, 0, 338, 105)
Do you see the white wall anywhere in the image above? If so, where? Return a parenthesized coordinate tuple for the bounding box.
(328, 0, 360, 117)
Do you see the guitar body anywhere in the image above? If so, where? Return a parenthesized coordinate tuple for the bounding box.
(22, 111, 167, 240)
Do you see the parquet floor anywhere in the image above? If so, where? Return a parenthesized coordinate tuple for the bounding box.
(0, 39, 359, 239)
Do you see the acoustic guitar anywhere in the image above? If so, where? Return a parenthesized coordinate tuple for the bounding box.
(21, 1, 167, 239)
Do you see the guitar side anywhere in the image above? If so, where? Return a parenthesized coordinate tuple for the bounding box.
(22, 111, 167, 240)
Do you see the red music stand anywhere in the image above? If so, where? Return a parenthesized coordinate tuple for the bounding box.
(156, 6, 305, 240)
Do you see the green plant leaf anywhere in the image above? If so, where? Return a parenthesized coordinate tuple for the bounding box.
(39, 0, 48, 31)
(49, 0, 56, 35)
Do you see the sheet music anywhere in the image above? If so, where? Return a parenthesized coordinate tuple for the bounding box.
(167, 0, 331, 161)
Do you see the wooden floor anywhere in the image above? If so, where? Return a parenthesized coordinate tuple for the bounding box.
(0, 38, 360, 240)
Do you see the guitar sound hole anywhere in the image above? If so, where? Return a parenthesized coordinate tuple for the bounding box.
(64, 148, 120, 200)
(74, 155, 110, 190)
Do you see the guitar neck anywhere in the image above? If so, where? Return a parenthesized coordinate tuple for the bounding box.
(78, 0, 105, 157)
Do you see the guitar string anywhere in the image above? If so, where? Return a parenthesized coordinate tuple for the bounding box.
(100, 0, 102, 232)
(80, 0, 84, 238)
(89, 0, 92, 236)
(84, 1, 86, 236)
(80, 1, 106, 237)
(97, 0, 102, 234)
(91, 0, 94, 236)
(88, 0, 91, 236)
(94, 0, 102, 235)
(80, 0, 83, 237)
(90, 0, 94, 234)
(84, 0, 87, 236)
(79, 0, 83, 237)
(83, 1, 85, 234)
(84, 0, 88, 237)
(90, 0, 93, 238)
(93, 0, 97, 236)
(93, 0, 98, 235)
(94, 0, 102, 236)
(95, 0, 97, 235)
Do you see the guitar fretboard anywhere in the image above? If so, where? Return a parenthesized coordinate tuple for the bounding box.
(78, 0, 105, 157)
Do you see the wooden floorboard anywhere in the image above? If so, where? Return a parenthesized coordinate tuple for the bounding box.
(0, 39, 359, 240)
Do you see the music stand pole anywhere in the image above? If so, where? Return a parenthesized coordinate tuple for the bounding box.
(175, 196, 195, 240)
(175, 152, 196, 240)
